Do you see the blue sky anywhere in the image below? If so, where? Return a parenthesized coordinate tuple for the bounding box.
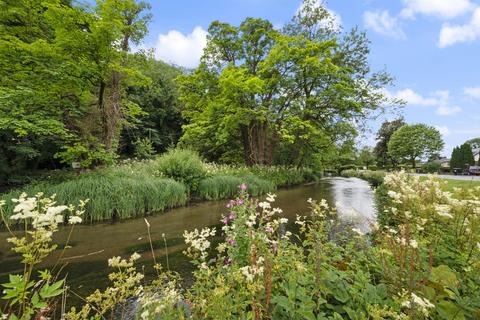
(138, 0, 480, 156)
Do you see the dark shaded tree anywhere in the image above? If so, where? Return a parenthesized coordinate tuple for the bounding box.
(373, 118, 406, 168)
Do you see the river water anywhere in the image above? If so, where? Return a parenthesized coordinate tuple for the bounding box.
(0, 177, 376, 306)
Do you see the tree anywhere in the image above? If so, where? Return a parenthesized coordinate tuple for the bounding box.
(374, 118, 406, 168)
(450, 143, 475, 170)
(358, 146, 376, 169)
(0, 0, 152, 180)
(178, 0, 397, 166)
(120, 58, 184, 156)
(388, 124, 444, 168)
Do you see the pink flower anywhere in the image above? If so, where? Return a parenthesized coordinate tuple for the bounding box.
(239, 183, 247, 191)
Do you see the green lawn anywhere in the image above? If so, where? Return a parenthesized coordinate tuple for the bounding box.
(419, 176, 480, 191)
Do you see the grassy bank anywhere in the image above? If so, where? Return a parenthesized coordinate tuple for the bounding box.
(1, 149, 317, 223)
(340, 169, 386, 186)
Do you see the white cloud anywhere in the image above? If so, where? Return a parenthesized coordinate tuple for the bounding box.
(464, 86, 480, 99)
(387, 88, 462, 116)
(389, 88, 448, 106)
(154, 26, 208, 68)
(439, 8, 480, 47)
(436, 106, 462, 116)
(400, 0, 474, 19)
(364, 10, 406, 39)
(435, 125, 450, 137)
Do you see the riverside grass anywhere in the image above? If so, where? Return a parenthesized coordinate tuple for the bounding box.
(1, 150, 316, 223)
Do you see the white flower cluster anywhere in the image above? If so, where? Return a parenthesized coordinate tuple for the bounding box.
(401, 292, 434, 317)
(239, 256, 265, 283)
(183, 227, 216, 261)
(10, 193, 85, 229)
(138, 282, 182, 319)
(108, 252, 141, 268)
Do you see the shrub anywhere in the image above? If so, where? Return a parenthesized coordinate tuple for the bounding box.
(422, 161, 441, 174)
(154, 149, 207, 192)
(133, 137, 155, 160)
(341, 169, 386, 187)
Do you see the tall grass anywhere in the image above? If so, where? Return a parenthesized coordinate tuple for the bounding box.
(204, 164, 317, 188)
(1, 168, 187, 223)
(1, 150, 319, 224)
(197, 175, 274, 200)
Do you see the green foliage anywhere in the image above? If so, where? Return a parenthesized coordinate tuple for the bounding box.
(423, 161, 441, 173)
(178, 1, 397, 166)
(54, 142, 116, 169)
(133, 137, 155, 160)
(388, 124, 444, 168)
(450, 143, 475, 170)
(357, 146, 376, 169)
(154, 149, 207, 192)
(197, 175, 274, 200)
(120, 59, 184, 156)
(374, 118, 406, 168)
(341, 169, 386, 186)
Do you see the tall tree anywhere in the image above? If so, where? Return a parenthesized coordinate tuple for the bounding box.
(358, 146, 376, 169)
(451, 143, 475, 170)
(388, 124, 444, 168)
(178, 0, 397, 166)
(120, 58, 184, 155)
(374, 118, 406, 168)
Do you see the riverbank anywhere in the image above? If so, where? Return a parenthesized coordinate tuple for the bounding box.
(0, 149, 318, 223)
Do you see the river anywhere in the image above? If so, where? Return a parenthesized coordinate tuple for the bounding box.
(0, 177, 376, 307)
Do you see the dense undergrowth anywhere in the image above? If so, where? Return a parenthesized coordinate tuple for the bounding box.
(1, 149, 316, 223)
(1, 172, 479, 319)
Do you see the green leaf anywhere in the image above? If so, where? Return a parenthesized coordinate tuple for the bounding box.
(437, 300, 465, 320)
(430, 265, 459, 289)
(39, 279, 64, 299)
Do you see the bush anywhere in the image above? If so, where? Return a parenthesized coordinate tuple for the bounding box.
(154, 149, 207, 192)
(133, 137, 155, 160)
(422, 162, 441, 174)
(341, 169, 386, 187)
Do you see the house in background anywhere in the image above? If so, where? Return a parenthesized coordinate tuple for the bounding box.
(472, 143, 480, 165)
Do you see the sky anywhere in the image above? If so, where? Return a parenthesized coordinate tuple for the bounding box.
(136, 0, 480, 156)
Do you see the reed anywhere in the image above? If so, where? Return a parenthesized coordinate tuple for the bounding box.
(197, 175, 275, 200)
(1, 169, 187, 223)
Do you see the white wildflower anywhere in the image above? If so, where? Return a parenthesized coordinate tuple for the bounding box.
(435, 204, 453, 219)
(266, 193, 276, 202)
(68, 215, 82, 225)
(409, 239, 418, 249)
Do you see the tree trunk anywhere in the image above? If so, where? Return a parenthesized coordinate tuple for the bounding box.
(240, 120, 274, 166)
(411, 157, 416, 168)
